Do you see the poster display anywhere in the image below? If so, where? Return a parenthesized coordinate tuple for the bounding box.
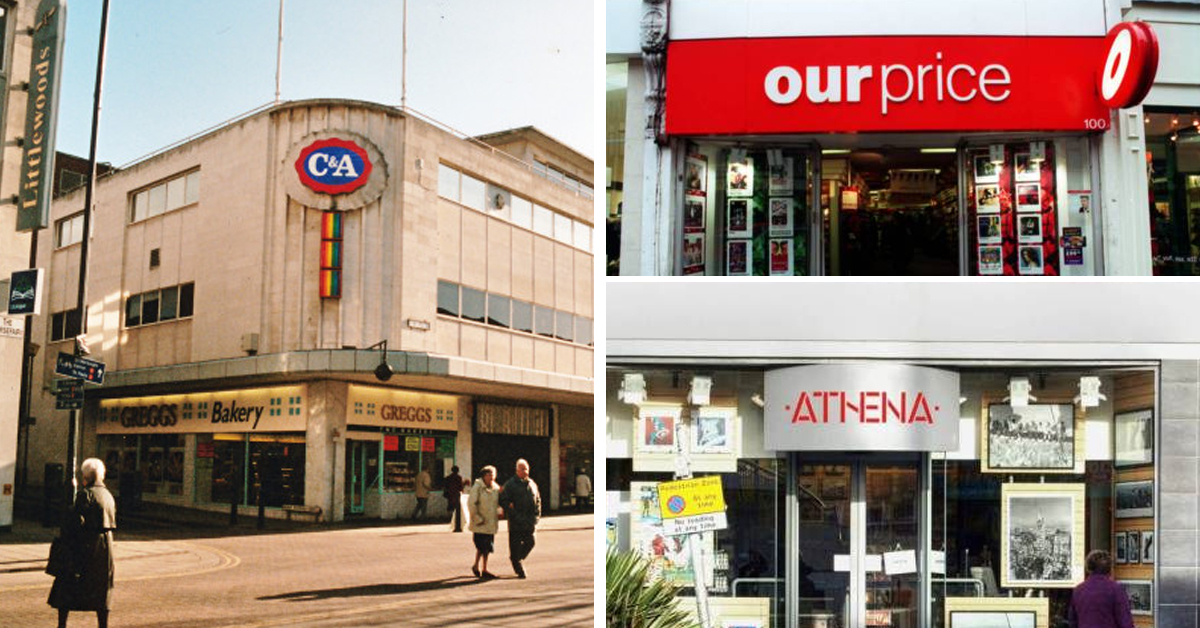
(685, 155, 708, 197)
(726, 240, 751, 276)
(684, 196, 706, 233)
(630, 481, 714, 586)
(727, 156, 754, 197)
(683, 233, 705, 275)
(969, 143, 1060, 276)
(768, 198, 793, 237)
(1018, 215, 1042, 244)
(769, 238, 793, 275)
(1000, 483, 1086, 588)
(978, 215, 1002, 245)
(727, 199, 752, 238)
(1016, 183, 1041, 213)
(768, 157, 794, 195)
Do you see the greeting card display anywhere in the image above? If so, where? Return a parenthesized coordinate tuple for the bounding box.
(769, 197, 794, 237)
(727, 199, 752, 238)
(726, 240, 751, 276)
(727, 157, 754, 197)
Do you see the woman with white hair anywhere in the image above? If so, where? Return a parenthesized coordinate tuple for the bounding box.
(48, 457, 117, 628)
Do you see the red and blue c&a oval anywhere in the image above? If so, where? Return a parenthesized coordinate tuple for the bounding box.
(295, 138, 373, 195)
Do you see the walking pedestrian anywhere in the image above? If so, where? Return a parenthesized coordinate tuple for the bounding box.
(444, 465, 465, 532)
(1067, 550, 1134, 628)
(468, 465, 501, 579)
(574, 467, 592, 513)
(499, 458, 541, 578)
(48, 458, 117, 628)
(412, 465, 432, 520)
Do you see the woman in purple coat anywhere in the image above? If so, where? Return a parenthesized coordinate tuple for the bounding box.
(1067, 550, 1134, 628)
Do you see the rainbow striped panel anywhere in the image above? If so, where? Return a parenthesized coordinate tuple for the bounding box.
(319, 269, 341, 298)
(320, 240, 342, 269)
(321, 212, 343, 240)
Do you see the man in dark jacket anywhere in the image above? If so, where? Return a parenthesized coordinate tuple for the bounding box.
(1067, 550, 1135, 628)
(443, 466, 465, 532)
(499, 458, 541, 578)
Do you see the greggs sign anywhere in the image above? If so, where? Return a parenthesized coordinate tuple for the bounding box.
(763, 364, 960, 451)
(666, 27, 1158, 135)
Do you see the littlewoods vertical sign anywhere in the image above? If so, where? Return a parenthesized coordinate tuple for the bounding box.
(16, 0, 67, 232)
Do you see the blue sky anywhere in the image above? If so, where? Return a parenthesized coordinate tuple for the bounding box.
(54, 0, 593, 166)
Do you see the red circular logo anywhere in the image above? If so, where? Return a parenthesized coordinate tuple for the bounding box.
(1098, 22, 1159, 110)
(294, 138, 373, 195)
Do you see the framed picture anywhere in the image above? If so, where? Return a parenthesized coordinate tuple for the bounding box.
(692, 410, 734, 454)
(1114, 409, 1153, 468)
(977, 215, 1002, 245)
(1114, 480, 1153, 518)
(982, 403, 1082, 474)
(769, 197, 794, 237)
(768, 157, 794, 195)
(978, 246, 1003, 275)
(1118, 580, 1153, 616)
(726, 239, 751, 276)
(727, 156, 754, 197)
(973, 154, 1000, 184)
(945, 596, 1048, 628)
(685, 155, 708, 196)
(636, 408, 679, 453)
(683, 233, 705, 275)
(1125, 530, 1140, 564)
(1114, 531, 1127, 564)
(1018, 215, 1042, 244)
(1018, 246, 1044, 275)
(1141, 531, 1154, 564)
(1014, 152, 1040, 182)
(727, 199, 752, 238)
(684, 196, 706, 233)
(976, 184, 1001, 214)
(1016, 183, 1041, 213)
(769, 238, 793, 276)
(1000, 483, 1086, 588)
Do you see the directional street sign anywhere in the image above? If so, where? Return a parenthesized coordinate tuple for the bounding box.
(56, 380, 83, 410)
(55, 352, 105, 384)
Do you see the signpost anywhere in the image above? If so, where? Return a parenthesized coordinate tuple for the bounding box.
(55, 380, 83, 410)
(55, 352, 105, 385)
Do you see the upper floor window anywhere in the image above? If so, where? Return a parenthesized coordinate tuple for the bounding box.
(130, 170, 199, 223)
(55, 212, 85, 248)
(50, 308, 82, 342)
(125, 282, 194, 328)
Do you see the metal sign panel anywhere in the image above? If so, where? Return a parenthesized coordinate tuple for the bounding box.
(55, 352, 105, 384)
(16, 0, 67, 231)
(764, 363, 960, 451)
(7, 269, 44, 315)
(0, 315, 25, 339)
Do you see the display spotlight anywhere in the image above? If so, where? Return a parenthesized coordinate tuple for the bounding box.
(1008, 376, 1036, 408)
(619, 373, 647, 405)
(751, 393, 765, 408)
(1075, 376, 1107, 408)
(688, 375, 713, 406)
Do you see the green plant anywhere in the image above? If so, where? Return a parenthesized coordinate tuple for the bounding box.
(606, 548, 700, 628)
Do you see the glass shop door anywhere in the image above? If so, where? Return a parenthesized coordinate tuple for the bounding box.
(793, 456, 926, 628)
(345, 440, 368, 515)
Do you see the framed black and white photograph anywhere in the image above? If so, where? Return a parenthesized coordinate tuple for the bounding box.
(726, 239, 751, 277)
(1001, 483, 1085, 588)
(1019, 246, 1044, 276)
(769, 197, 794, 237)
(983, 403, 1081, 474)
(727, 199, 752, 239)
(1141, 531, 1154, 564)
(976, 184, 1001, 214)
(973, 154, 999, 184)
(1114, 531, 1127, 564)
(727, 156, 754, 197)
(1018, 215, 1042, 244)
(1114, 409, 1154, 468)
(768, 157, 794, 195)
(1014, 152, 1040, 182)
(945, 594, 1048, 628)
(1114, 480, 1154, 519)
(1126, 530, 1140, 564)
(692, 410, 734, 454)
(977, 215, 1002, 245)
(1118, 580, 1153, 616)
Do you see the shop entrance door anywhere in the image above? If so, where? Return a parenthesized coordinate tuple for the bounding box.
(345, 440, 368, 515)
(792, 456, 925, 628)
(818, 147, 960, 275)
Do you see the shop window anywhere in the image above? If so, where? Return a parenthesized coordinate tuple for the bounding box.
(512, 299, 533, 333)
(50, 308, 82, 342)
(461, 286, 485, 323)
(139, 434, 185, 497)
(130, 169, 200, 223)
(437, 164, 460, 202)
(55, 212, 85, 248)
(1147, 110, 1200, 275)
(207, 434, 246, 505)
(246, 435, 306, 508)
(437, 280, 459, 316)
(534, 305, 554, 338)
(381, 434, 455, 493)
(487, 293, 511, 328)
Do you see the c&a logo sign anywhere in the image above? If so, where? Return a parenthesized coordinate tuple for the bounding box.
(295, 138, 373, 195)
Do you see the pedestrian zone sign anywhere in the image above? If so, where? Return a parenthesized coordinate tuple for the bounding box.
(657, 475, 727, 536)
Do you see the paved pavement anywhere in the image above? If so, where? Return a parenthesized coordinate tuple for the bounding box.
(0, 512, 595, 627)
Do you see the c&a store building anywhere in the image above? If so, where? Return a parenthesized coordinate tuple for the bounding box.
(607, 0, 1200, 276)
(607, 282, 1200, 628)
(19, 99, 595, 522)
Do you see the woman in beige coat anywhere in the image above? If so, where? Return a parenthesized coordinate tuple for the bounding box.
(468, 465, 501, 579)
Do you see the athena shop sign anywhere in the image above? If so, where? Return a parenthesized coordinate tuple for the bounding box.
(764, 364, 960, 451)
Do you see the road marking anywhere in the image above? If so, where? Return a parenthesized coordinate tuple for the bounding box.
(0, 542, 240, 593)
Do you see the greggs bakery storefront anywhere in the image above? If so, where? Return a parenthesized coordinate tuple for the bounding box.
(610, 1, 1161, 276)
(607, 363, 1164, 628)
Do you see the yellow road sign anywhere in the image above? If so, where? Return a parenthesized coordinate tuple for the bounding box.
(657, 475, 726, 520)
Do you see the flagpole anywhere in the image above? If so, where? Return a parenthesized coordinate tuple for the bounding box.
(401, 0, 407, 110)
(275, 0, 285, 104)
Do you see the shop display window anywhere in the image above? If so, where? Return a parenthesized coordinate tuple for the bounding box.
(380, 433, 455, 493)
(1147, 110, 1200, 275)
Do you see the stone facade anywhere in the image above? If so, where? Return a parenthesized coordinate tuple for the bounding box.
(1160, 360, 1200, 628)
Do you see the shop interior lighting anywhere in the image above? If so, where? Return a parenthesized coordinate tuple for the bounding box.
(1075, 376, 1107, 408)
(1193, 112, 1200, 128)
(822, 149, 851, 155)
(619, 373, 646, 405)
(751, 393, 765, 408)
(1172, 115, 1180, 127)
(989, 144, 1005, 165)
(920, 148, 956, 154)
(1006, 376, 1036, 408)
(688, 375, 713, 406)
